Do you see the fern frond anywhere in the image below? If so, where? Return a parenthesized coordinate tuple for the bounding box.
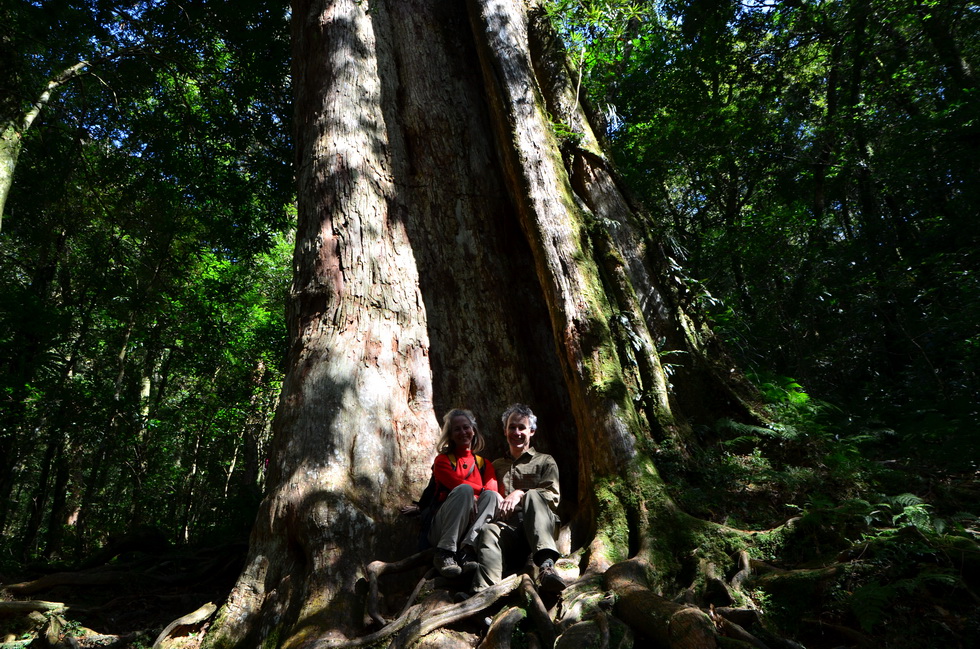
(891, 493, 926, 508)
(849, 582, 894, 632)
(715, 418, 797, 441)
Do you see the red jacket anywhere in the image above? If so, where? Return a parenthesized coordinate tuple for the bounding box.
(432, 449, 499, 502)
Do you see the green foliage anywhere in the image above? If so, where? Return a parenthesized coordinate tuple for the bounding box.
(545, 0, 980, 431)
(0, 0, 293, 559)
(543, 8, 980, 633)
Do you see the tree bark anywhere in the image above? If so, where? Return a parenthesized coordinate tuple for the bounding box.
(204, 1, 763, 647)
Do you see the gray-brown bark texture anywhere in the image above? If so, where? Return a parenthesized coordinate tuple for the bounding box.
(203, 1, 760, 648)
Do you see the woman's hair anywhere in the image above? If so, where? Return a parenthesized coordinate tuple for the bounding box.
(437, 408, 485, 454)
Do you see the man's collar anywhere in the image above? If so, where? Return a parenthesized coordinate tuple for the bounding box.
(510, 446, 537, 461)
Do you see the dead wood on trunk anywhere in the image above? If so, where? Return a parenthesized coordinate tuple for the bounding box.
(151, 601, 217, 649)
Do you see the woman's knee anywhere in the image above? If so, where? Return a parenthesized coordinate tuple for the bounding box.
(447, 483, 475, 500)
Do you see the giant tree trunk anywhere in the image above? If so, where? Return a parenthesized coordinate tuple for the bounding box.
(203, 1, 761, 648)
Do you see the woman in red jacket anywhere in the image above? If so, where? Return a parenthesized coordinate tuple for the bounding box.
(428, 408, 502, 578)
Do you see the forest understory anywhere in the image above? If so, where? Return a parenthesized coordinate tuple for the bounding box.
(2, 438, 976, 649)
(0, 532, 246, 649)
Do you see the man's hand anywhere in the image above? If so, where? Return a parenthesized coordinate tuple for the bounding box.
(498, 489, 525, 518)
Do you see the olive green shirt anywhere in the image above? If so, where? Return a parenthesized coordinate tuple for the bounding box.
(492, 447, 560, 514)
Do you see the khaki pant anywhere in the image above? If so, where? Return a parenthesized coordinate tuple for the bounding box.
(471, 489, 559, 591)
(429, 484, 503, 553)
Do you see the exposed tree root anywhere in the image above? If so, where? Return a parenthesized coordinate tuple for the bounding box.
(4, 569, 163, 596)
(594, 611, 611, 649)
(364, 549, 435, 626)
(709, 607, 768, 649)
(0, 542, 244, 649)
(518, 575, 555, 649)
(394, 574, 433, 621)
(730, 551, 751, 591)
(747, 564, 841, 591)
(711, 607, 761, 629)
(316, 523, 854, 649)
(555, 577, 615, 634)
(388, 575, 522, 649)
(477, 606, 525, 649)
(604, 559, 718, 649)
(151, 601, 217, 649)
(361, 549, 560, 648)
(0, 600, 66, 615)
(800, 618, 873, 649)
(305, 574, 521, 649)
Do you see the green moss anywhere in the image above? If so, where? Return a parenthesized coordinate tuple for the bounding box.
(593, 482, 631, 563)
(751, 523, 796, 562)
(549, 115, 584, 149)
(607, 615, 634, 649)
(199, 606, 239, 649)
(261, 627, 282, 649)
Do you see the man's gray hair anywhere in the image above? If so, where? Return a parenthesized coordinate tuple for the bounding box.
(501, 403, 537, 431)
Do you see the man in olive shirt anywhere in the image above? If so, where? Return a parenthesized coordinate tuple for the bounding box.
(471, 403, 566, 593)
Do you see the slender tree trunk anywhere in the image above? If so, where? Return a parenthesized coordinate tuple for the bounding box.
(43, 444, 71, 559)
(0, 123, 24, 226)
(205, 2, 761, 647)
(0, 61, 90, 227)
(20, 432, 59, 560)
(74, 438, 109, 559)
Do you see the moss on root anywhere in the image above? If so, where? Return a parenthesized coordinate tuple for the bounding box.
(592, 482, 632, 565)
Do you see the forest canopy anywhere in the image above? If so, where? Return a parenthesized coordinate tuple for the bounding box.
(0, 1, 977, 648)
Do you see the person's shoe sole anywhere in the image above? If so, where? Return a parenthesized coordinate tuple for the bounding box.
(437, 564, 462, 578)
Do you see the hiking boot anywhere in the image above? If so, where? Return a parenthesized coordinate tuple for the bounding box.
(456, 546, 480, 574)
(537, 559, 566, 593)
(434, 549, 462, 578)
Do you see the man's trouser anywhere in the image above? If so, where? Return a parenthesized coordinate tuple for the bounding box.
(471, 489, 559, 591)
(429, 484, 502, 553)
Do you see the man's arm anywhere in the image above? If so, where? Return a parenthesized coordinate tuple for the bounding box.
(531, 454, 560, 512)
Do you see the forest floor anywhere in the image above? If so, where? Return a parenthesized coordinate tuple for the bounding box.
(0, 533, 247, 649)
